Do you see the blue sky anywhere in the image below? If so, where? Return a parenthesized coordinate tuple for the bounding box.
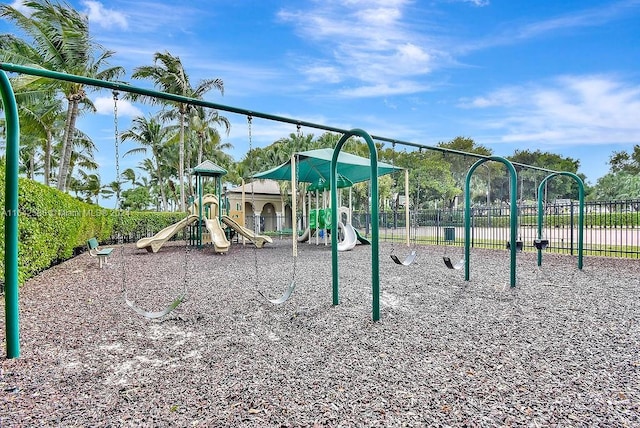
(3, 0, 640, 200)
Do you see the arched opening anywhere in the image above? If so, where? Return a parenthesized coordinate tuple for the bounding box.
(244, 201, 255, 231)
(263, 203, 277, 232)
(284, 204, 293, 229)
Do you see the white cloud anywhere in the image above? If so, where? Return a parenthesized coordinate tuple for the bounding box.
(461, 75, 640, 145)
(278, 1, 439, 96)
(459, 0, 490, 6)
(94, 96, 142, 118)
(459, 1, 640, 53)
(301, 64, 343, 84)
(8, 0, 30, 15)
(339, 81, 431, 97)
(81, 1, 128, 30)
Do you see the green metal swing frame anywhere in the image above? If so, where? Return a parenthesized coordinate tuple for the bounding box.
(2, 63, 582, 358)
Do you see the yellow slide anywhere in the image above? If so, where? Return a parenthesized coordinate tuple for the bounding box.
(136, 214, 199, 253)
(203, 217, 231, 253)
(221, 215, 273, 248)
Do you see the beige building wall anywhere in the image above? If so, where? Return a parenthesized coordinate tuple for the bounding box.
(225, 179, 292, 233)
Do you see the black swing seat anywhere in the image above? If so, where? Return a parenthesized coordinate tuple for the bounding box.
(391, 250, 417, 266)
(533, 239, 549, 250)
(260, 281, 296, 305)
(124, 292, 186, 319)
(506, 240, 524, 252)
(443, 256, 464, 270)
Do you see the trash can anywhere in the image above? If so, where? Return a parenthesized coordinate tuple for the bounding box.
(444, 227, 455, 242)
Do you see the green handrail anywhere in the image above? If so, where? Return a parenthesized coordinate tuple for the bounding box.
(1, 70, 20, 358)
(537, 172, 585, 269)
(465, 157, 519, 287)
(331, 130, 380, 321)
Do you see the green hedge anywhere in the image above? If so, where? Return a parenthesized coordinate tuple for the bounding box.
(112, 210, 186, 239)
(1, 166, 186, 285)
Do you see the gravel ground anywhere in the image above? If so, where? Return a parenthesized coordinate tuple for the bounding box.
(1, 238, 639, 427)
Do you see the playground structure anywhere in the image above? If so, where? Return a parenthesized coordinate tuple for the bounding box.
(294, 173, 360, 251)
(1, 62, 584, 359)
(135, 192, 275, 253)
(220, 215, 273, 248)
(135, 214, 200, 253)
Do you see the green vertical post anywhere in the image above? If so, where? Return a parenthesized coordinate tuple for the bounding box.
(217, 175, 223, 219)
(1, 70, 20, 358)
(331, 129, 380, 321)
(198, 175, 203, 248)
(465, 157, 518, 287)
(536, 172, 584, 269)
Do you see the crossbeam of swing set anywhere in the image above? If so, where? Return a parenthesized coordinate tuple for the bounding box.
(1, 63, 567, 358)
(0, 62, 561, 176)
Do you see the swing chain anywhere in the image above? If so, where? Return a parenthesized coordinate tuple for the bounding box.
(247, 115, 261, 288)
(390, 143, 397, 253)
(112, 91, 128, 294)
(113, 91, 120, 210)
(292, 123, 302, 280)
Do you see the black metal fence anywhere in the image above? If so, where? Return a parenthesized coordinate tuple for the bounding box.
(352, 199, 640, 259)
(123, 199, 640, 259)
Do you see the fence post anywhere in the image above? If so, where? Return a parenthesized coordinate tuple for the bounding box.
(436, 209, 441, 245)
(570, 200, 575, 256)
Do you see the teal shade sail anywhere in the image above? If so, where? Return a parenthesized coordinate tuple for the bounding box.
(253, 148, 402, 183)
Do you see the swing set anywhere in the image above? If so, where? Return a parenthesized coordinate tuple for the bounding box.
(1, 62, 584, 359)
(441, 159, 585, 277)
(388, 143, 418, 266)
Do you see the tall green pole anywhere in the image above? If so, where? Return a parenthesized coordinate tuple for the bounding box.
(217, 175, 223, 219)
(198, 175, 203, 247)
(1, 70, 20, 358)
(536, 172, 584, 269)
(465, 157, 518, 287)
(331, 129, 380, 321)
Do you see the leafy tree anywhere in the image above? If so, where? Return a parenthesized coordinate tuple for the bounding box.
(190, 106, 231, 166)
(121, 114, 173, 211)
(437, 137, 492, 207)
(13, 93, 65, 185)
(120, 186, 152, 211)
(100, 180, 119, 205)
(590, 172, 640, 200)
(608, 145, 640, 174)
(0, 0, 125, 192)
(74, 172, 102, 204)
(131, 51, 224, 212)
(507, 149, 583, 202)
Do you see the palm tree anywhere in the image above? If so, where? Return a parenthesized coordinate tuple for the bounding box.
(15, 94, 65, 186)
(131, 51, 224, 211)
(102, 180, 122, 208)
(18, 133, 42, 180)
(121, 114, 172, 211)
(76, 171, 102, 204)
(65, 129, 99, 190)
(190, 106, 231, 165)
(0, 0, 125, 192)
(121, 168, 139, 187)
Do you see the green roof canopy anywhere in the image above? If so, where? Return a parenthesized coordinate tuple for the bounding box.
(252, 148, 402, 184)
(192, 160, 227, 177)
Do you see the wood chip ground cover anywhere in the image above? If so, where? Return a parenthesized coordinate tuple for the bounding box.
(1, 240, 638, 426)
